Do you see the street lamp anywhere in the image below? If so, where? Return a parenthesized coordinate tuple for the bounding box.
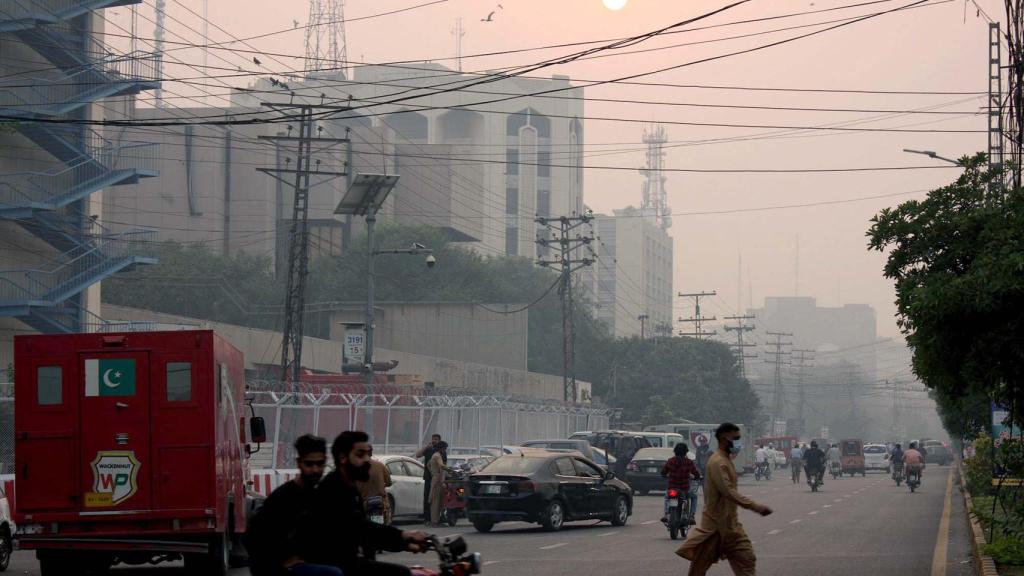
(902, 148, 960, 166)
(335, 174, 436, 441)
(335, 173, 399, 441)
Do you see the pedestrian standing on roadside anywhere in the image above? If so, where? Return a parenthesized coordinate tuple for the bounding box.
(427, 441, 452, 527)
(414, 433, 442, 522)
(677, 422, 773, 576)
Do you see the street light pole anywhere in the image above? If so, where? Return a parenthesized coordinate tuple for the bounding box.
(902, 148, 960, 166)
(364, 208, 377, 438)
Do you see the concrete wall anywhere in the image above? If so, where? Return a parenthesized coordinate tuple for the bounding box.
(101, 305, 587, 402)
(328, 302, 528, 371)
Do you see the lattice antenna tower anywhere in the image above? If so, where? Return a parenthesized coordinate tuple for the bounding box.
(640, 124, 671, 230)
(304, 0, 348, 79)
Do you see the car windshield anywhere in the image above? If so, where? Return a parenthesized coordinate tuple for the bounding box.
(864, 446, 886, 454)
(479, 457, 547, 474)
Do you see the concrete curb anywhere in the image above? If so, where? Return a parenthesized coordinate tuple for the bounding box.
(958, 464, 1000, 576)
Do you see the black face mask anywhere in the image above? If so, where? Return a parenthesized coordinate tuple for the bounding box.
(345, 461, 372, 482)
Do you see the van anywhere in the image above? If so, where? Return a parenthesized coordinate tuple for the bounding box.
(642, 432, 686, 449)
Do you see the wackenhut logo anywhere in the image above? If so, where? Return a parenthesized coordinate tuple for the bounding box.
(88, 451, 141, 506)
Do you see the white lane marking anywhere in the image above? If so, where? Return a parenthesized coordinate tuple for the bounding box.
(540, 543, 568, 550)
(790, 519, 802, 524)
(599, 531, 620, 538)
(808, 510, 819, 515)
(834, 499, 844, 502)
(823, 505, 832, 508)
(484, 561, 502, 566)
(767, 529, 782, 535)
(642, 520, 659, 525)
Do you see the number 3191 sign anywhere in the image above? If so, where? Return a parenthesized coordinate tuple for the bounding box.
(344, 327, 366, 365)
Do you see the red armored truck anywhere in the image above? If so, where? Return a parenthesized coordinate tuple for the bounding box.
(13, 330, 266, 576)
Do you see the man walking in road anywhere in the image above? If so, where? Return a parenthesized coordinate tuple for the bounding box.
(677, 422, 773, 576)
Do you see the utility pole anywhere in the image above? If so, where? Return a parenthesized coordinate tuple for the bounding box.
(451, 17, 466, 72)
(723, 315, 756, 380)
(257, 102, 351, 391)
(536, 214, 596, 403)
(792, 348, 815, 437)
(989, 21, 1005, 192)
(765, 331, 793, 435)
(638, 314, 649, 340)
(678, 291, 717, 339)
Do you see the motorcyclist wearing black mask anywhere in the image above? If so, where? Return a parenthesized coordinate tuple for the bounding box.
(803, 440, 827, 485)
(304, 431, 429, 576)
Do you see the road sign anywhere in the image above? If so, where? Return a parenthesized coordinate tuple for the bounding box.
(344, 326, 366, 366)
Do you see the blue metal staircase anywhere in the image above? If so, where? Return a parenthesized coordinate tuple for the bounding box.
(0, 0, 159, 333)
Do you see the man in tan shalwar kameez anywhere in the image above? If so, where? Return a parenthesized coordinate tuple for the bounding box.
(427, 441, 452, 526)
(677, 422, 773, 576)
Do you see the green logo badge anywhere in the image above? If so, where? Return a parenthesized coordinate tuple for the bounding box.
(85, 358, 136, 397)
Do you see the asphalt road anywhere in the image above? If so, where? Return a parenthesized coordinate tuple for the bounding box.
(8, 465, 977, 576)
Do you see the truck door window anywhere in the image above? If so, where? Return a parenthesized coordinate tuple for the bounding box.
(166, 362, 192, 402)
(36, 366, 62, 405)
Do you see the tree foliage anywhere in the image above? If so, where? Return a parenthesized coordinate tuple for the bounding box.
(867, 154, 1024, 438)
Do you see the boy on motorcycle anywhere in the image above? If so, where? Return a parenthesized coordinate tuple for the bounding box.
(661, 443, 702, 525)
(890, 443, 905, 480)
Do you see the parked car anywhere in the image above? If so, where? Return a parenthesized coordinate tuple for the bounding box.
(863, 444, 889, 472)
(378, 455, 428, 519)
(0, 482, 14, 571)
(625, 447, 676, 495)
(520, 439, 602, 461)
(447, 454, 495, 474)
(480, 445, 524, 457)
(466, 451, 633, 532)
(641, 432, 686, 449)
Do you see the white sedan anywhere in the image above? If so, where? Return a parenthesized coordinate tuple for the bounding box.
(378, 455, 428, 520)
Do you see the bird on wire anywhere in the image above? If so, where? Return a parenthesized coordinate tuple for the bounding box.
(252, 56, 262, 65)
(481, 10, 495, 21)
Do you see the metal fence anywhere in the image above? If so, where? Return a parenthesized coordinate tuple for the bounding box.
(250, 390, 610, 469)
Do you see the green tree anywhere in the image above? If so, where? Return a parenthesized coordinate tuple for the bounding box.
(867, 154, 1023, 438)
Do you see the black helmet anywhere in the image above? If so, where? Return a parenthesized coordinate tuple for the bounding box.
(810, 440, 818, 448)
(895, 443, 901, 449)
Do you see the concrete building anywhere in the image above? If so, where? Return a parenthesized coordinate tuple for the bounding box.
(594, 207, 674, 338)
(748, 296, 879, 380)
(233, 63, 586, 258)
(0, 1, 160, 364)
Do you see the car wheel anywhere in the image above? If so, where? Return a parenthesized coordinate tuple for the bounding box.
(471, 518, 494, 533)
(610, 496, 629, 527)
(541, 500, 565, 532)
(0, 527, 10, 572)
(387, 495, 396, 522)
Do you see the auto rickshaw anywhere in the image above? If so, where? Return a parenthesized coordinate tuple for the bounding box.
(840, 439, 865, 477)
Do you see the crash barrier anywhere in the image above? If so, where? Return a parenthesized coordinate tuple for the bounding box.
(250, 469, 299, 496)
(249, 388, 611, 469)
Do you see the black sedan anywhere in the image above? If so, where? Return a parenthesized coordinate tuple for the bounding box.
(465, 450, 633, 532)
(625, 447, 676, 495)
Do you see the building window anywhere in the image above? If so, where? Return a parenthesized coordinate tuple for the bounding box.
(37, 366, 62, 405)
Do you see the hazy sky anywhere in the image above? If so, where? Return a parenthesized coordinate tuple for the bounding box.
(111, 0, 998, 339)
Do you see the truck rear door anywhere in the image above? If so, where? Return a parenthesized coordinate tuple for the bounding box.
(78, 352, 151, 512)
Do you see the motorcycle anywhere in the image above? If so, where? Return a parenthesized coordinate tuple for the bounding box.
(410, 536, 483, 576)
(754, 461, 771, 481)
(830, 460, 842, 480)
(664, 487, 691, 541)
(892, 462, 904, 487)
(441, 470, 470, 527)
(807, 466, 823, 492)
(906, 467, 921, 493)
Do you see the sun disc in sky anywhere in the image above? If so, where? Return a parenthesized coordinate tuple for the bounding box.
(603, 0, 628, 10)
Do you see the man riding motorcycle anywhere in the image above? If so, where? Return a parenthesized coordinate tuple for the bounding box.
(803, 441, 826, 486)
(754, 445, 771, 478)
(904, 442, 926, 484)
(661, 443, 702, 525)
(890, 443, 905, 481)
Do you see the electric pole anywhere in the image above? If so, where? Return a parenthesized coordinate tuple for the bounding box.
(765, 331, 793, 435)
(638, 314, 649, 340)
(723, 315, 756, 380)
(792, 348, 815, 437)
(678, 291, 717, 339)
(536, 214, 595, 403)
(257, 102, 351, 391)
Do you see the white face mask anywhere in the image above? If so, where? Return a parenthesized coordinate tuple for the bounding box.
(728, 439, 743, 455)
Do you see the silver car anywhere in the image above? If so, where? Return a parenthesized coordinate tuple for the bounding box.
(378, 455, 428, 519)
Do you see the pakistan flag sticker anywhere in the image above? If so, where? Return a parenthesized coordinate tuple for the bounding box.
(85, 358, 136, 397)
